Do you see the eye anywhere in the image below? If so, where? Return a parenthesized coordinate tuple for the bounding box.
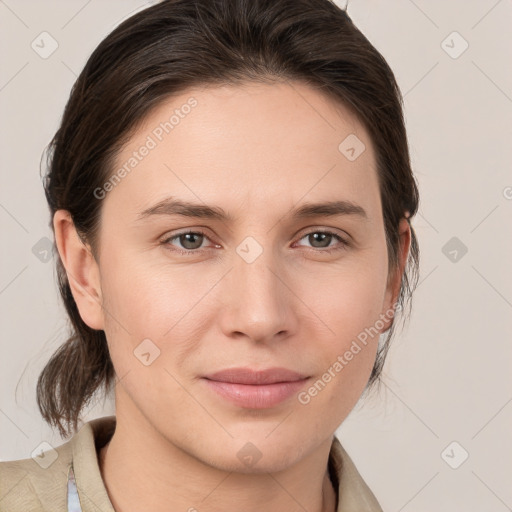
(294, 229, 350, 253)
(160, 228, 350, 256)
(161, 230, 218, 255)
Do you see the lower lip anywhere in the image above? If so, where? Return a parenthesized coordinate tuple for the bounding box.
(202, 378, 309, 409)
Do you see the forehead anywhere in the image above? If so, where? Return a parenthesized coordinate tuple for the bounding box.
(105, 80, 381, 222)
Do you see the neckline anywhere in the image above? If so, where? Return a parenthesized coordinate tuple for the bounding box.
(82, 416, 342, 511)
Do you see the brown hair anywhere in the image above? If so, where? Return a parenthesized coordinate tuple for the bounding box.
(37, 0, 420, 438)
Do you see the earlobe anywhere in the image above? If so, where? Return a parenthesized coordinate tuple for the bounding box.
(53, 210, 105, 330)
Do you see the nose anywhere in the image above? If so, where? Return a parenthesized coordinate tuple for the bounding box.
(217, 243, 298, 344)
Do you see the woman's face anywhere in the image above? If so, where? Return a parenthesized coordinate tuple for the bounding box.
(85, 81, 407, 472)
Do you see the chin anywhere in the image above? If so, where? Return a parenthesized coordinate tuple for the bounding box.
(197, 434, 310, 474)
(209, 450, 302, 475)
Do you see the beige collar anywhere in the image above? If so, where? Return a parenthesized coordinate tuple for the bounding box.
(68, 415, 383, 512)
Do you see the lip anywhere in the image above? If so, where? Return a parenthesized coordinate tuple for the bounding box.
(202, 367, 310, 409)
(204, 367, 308, 385)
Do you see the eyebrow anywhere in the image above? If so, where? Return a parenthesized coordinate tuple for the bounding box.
(137, 197, 368, 222)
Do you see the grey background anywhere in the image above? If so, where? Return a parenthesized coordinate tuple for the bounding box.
(1, 1, 511, 510)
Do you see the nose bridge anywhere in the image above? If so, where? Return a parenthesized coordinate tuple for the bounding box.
(236, 243, 278, 297)
(221, 237, 294, 341)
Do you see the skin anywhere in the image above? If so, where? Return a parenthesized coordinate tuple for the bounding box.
(54, 80, 410, 512)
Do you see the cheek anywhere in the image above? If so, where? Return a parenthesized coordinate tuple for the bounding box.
(301, 253, 389, 339)
(100, 249, 188, 332)
(99, 252, 219, 374)
(99, 266, 198, 414)
(293, 275, 385, 424)
(100, 232, 389, 373)
(298, 253, 389, 390)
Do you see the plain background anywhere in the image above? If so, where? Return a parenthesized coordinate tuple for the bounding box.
(1, 1, 511, 510)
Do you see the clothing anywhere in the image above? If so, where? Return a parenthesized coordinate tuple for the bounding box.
(0, 415, 383, 511)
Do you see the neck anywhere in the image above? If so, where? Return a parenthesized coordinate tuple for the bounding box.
(98, 412, 337, 512)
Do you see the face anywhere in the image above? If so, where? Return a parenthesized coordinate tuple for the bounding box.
(79, 81, 406, 473)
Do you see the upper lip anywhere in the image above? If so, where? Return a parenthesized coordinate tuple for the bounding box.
(203, 367, 309, 385)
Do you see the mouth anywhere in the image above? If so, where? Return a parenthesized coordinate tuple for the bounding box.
(201, 367, 310, 409)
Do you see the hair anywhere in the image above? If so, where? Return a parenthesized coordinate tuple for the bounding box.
(37, 0, 420, 438)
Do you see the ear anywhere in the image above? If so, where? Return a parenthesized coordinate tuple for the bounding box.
(53, 210, 105, 330)
(380, 216, 412, 332)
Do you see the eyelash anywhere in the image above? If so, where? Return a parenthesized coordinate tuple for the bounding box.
(160, 229, 350, 256)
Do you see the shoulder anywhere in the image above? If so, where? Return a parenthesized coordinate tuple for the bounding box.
(0, 416, 116, 512)
(0, 433, 74, 511)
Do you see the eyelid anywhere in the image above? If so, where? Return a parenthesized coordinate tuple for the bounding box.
(295, 225, 350, 241)
(293, 228, 350, 251)
(160, 228, 218, 250)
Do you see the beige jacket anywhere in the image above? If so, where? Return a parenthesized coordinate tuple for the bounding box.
(0, 416, 383, 511)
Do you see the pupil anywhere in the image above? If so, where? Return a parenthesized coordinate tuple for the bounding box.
(182, 233, 202, 249)
(311, 233, 331, 248)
